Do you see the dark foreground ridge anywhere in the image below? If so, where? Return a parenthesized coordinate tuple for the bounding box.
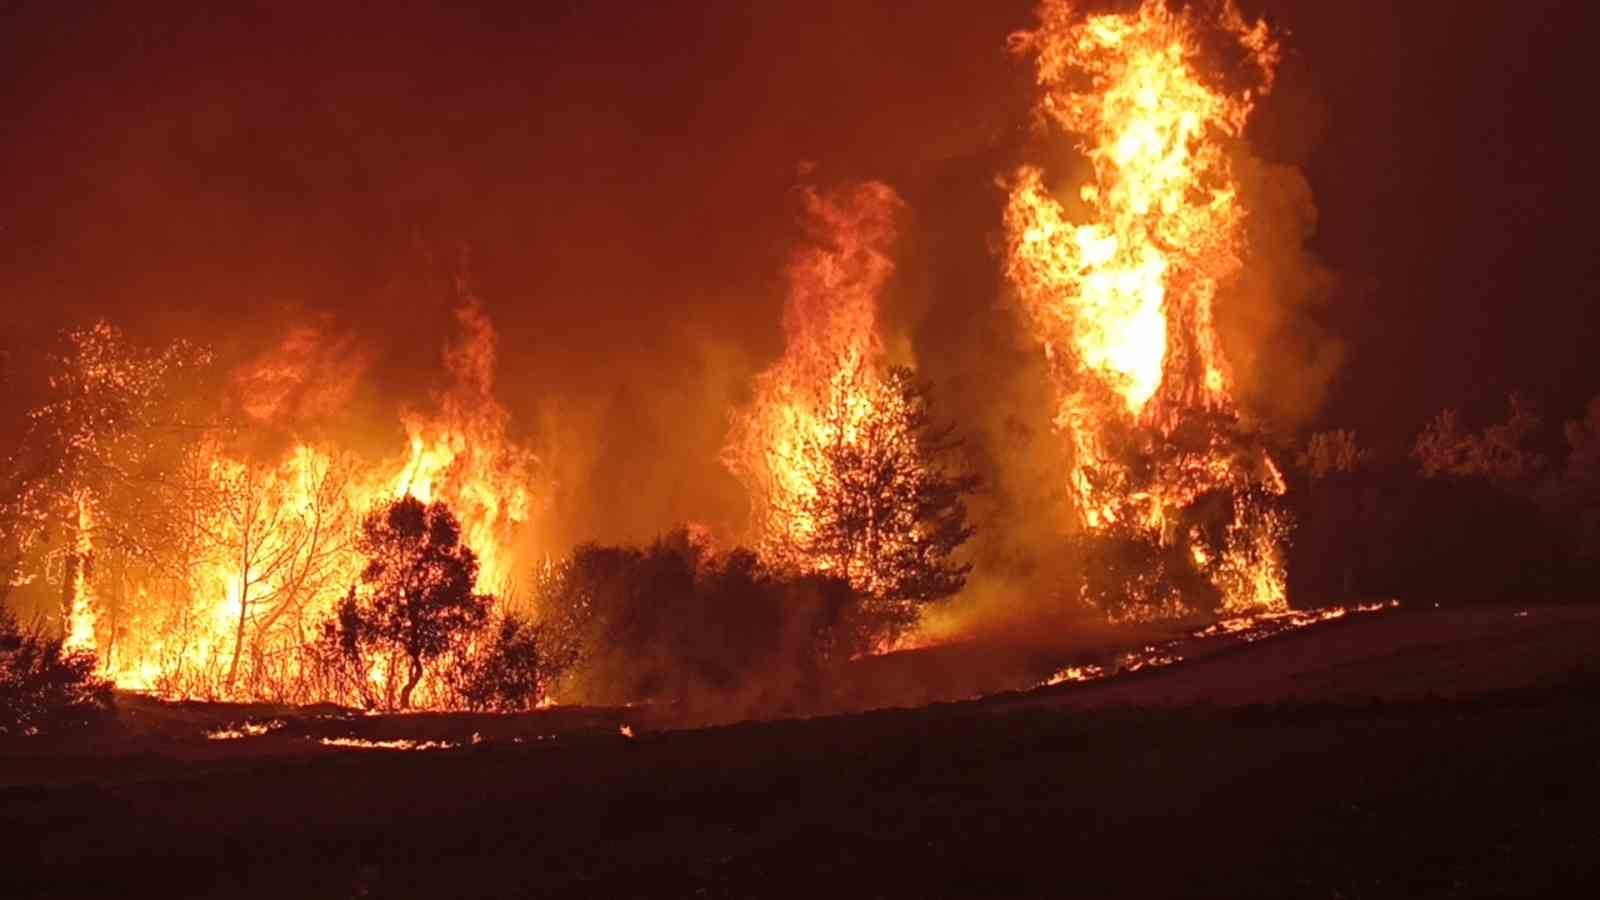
(4, 606, 1598, 898)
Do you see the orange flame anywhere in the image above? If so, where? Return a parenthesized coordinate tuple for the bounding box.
(1004, 0, 1287, 618)
(724, 182, 910, 588)
(69, 297, 540, 706)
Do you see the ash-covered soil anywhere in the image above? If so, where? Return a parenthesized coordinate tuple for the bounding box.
(4, 605, 1598, 898)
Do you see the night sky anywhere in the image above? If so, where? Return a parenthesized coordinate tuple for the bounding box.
(3, 0, 1597, 499)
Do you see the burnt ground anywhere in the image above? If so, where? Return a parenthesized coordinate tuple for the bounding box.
(3, 604, 1600, 898)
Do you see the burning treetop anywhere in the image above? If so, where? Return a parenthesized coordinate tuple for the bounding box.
(725, 183, 976, 610)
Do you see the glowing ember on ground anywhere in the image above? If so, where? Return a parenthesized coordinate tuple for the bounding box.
(1045, 664, 1106, 686)
(1192, 599, 1399, 641)
(205, 719, 286, 740)
(1042, 601, 1399, 688)
(317, 736, 463, 751)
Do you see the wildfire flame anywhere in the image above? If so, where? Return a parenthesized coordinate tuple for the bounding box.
(64, 295, 540, 706)
(724, 182, 917, 592)
(1003, 0, 1288, 619)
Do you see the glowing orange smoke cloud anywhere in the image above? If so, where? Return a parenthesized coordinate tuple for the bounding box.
(724, 182, 906, 586)
(1003, 0, 1288, 619)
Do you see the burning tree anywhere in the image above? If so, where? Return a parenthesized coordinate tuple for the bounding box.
(727, 181, 975, 619)
(330, 495, 491, 709)
(771, 364, 977, 606)
(1002, 0, 1289, 620)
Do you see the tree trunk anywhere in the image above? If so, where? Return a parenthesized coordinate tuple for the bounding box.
(226, 576, 250, 691)
(399, 653, 423, 709)
(59, 550, 80, 634)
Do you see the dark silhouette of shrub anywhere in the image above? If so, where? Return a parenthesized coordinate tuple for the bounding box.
(456, 613, 578, 712)
(0, 607, 113, 736)
(534, 529, 875, 709)
(1287, 462, 1564, 607)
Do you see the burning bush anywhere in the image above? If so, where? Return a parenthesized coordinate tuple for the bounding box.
(533, 529, 879, 710)
(0, 606, 113, 736)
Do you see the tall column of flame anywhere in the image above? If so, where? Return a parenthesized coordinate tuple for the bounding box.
(724, 182, 905, 583)
(1003, 0, 1288, 617)
(391, 295, 533, 594)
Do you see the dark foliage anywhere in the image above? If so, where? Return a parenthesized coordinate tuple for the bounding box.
(535, 529, 880, 708)
(1287, 461, 1567, 606)
(1283, 393, 1600, 607)
(329, 496, 491, 709)
(0, 606, 113, 735)
(456, 614, 576, 712)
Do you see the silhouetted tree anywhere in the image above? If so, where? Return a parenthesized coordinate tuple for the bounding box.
(1550, 395, 1600, 565)
(779, 366, 979, 608)
(330, 496, 490, 709)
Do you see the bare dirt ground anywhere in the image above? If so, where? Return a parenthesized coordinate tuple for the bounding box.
(4, 603, 1598, 898)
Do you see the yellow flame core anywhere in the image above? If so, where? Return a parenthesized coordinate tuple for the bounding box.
(1004, 0, 1287, 618)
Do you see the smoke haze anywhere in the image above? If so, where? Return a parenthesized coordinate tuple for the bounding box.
(4, 0, 1598, 566)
